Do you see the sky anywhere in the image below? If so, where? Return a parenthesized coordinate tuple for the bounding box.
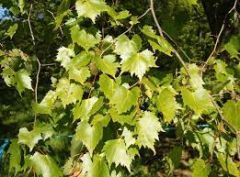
(0, 6, 10, 21)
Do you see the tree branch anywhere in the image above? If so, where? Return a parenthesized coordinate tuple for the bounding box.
(149, 0, 163, 37)
(201, 0, 239, 73)
(28, 4, 41, 127)
(149, 0, 190, 76)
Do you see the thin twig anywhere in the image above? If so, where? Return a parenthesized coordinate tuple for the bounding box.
(209, 94, 236, 135)
(163, 31, 192, 61)
(149, 0, 163, 36)
(41, 63, 57, 67)
(149, 0, 190, 76)
(28, 4, 41, 127)
(27, 4, 35, 45)
(34, 58, 41, 103)
(100, 8, 151, 57)
(201, 0, 239, 73)
(121, 8, 151, 36)
(46, 10, 64, 36)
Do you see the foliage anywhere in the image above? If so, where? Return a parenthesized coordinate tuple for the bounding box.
(0, 0, 240, 176)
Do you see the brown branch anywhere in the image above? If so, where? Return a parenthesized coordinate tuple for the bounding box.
(201, 0, 239, 73)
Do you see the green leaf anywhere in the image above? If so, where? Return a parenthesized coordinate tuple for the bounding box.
(141, 25, 158, 39)
(224, 35, 240, 59)
(110, 86, 140, 114)
(69, 66, 91, 85)
(75, 121, 103, 155)
(8, 139, 21, 174)
(192, 159, 210, 177)
(18, 124, 54, 151)
(107, 9, 131, 20)
(148, 40, 173, 56)
(6, 24, 18, 39)
(114, 35, 138, 61)
(18, 0, 24, 13)
(89, 97, 104, 116)
(15, 69, 33, 94)
(30, 152, 63, 177)
(156, 87, 179, 122)
(217, 153, 240, 176)
(69, 51, 93, 68)
(33, 90, 57, 115)
(70, 135, 83, 157)
(88, 154, 110, 177)
(122, 127, 136, 148)
(103, 139, 132, 171)
(181, 88, 214, 116)
(56, 47, 75, 69)
(95, 55, 119, 77)
(55, 0, 70, 28)
(121, 49, 156, 80)
(71, 25, 101, 50)
(99, 74, 117, 99)
(188, 64, 205, 89)
(92, 114, 110, 128)
(75, 0, 108, 22)
(1, 67, 15, 86)
(56, 78, 83, 107)
(136, 111, 162, 152)
(109, 108, 136, 126)
(214, 60, 235, 90)
(222, 100, 240, 131)
(167, 146, 182, 170)
(141, 25, 174, 56)
(73, 97, 99, 121)
(182, 0, 198, 7)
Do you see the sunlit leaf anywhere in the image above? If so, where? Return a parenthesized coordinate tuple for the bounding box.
(136, 111, 162, 152)
(103, 139, 132, 171)
(75, 121, 103, 155)
(30, 152, 63, 177)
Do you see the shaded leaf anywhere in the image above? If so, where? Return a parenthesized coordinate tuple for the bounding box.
(8, 139, 21, 174)
(222, 100, 240, 131)
(192, 159, 210, 177)
(6, 24, 18, 39)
